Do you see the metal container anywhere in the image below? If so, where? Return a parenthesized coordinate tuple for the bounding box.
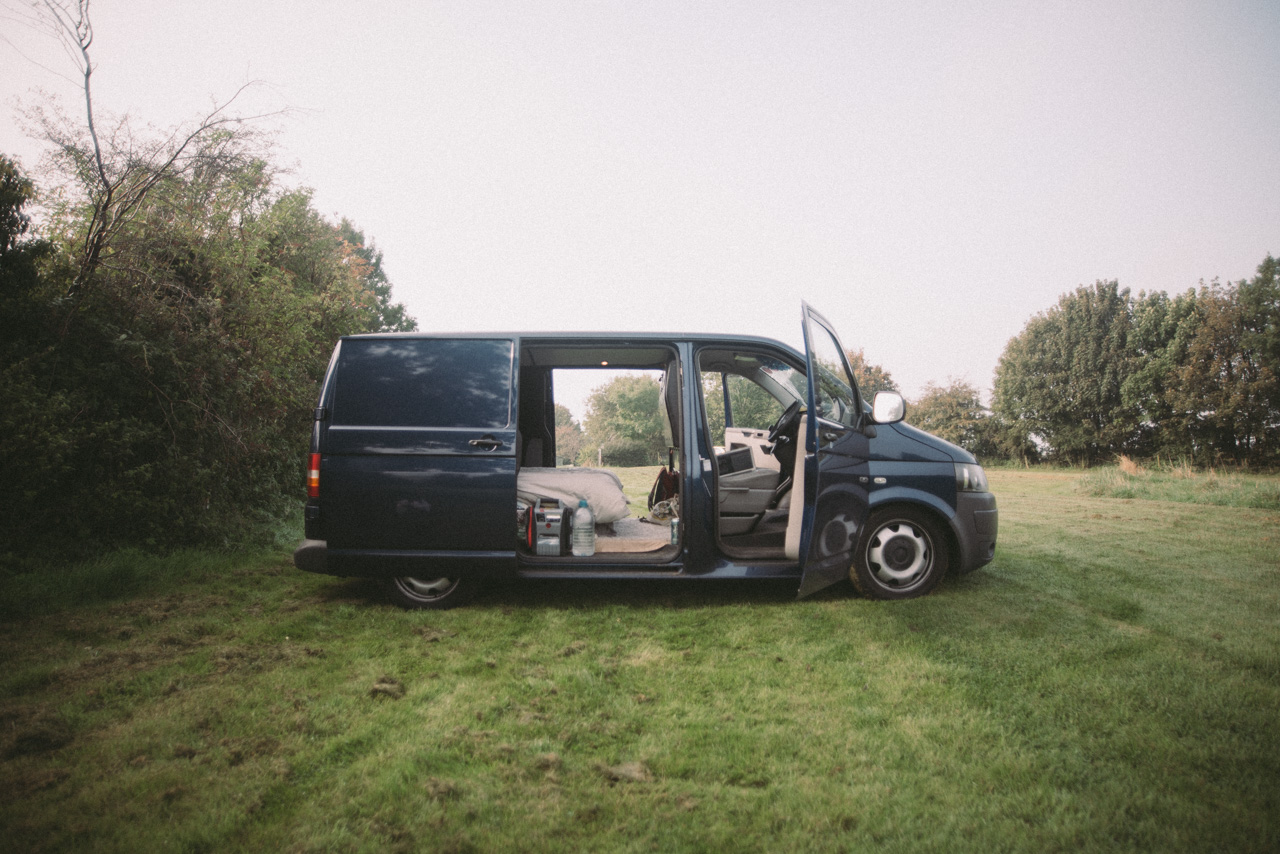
(533, 499, 568, 556)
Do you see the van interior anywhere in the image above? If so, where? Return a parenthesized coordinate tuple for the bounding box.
(513, 343, 806, 562)
(698, 348, 808, 560)
(515, 344, 678, 560)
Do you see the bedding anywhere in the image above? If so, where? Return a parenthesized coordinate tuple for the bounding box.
(517, 467, 631, 524)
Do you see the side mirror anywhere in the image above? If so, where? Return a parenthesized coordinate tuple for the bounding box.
(871, 391, 905, 424)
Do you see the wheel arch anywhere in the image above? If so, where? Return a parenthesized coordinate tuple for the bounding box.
(863, 492, 961, 573)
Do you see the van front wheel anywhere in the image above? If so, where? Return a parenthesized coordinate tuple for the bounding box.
(850, 508, 949, 599)
(385, 576, 477, 610)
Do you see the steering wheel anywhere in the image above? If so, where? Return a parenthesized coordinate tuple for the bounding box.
(767, 400, 802, 445)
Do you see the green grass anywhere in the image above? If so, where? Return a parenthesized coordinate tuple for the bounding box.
(1076, 462, 1280, 509)
(607, 463, 664, 507)
(1, 471, 1278, 852)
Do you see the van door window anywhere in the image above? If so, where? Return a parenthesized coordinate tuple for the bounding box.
(331, 339, 514, 428)
(796, 303, 872, 598)
(698, 352, 805, 448)
(804, 327, 859, 428)
(702, 372, 789, 447)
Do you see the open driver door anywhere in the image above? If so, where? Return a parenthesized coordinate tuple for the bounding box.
(793, 303, 873, 598)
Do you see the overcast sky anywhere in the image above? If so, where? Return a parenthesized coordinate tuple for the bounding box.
(3, 0, 1278, 410)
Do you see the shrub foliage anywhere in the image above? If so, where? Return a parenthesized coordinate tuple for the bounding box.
(0, 135, 413, 554)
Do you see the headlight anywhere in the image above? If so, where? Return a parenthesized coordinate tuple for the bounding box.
(955, 463, 989, 493)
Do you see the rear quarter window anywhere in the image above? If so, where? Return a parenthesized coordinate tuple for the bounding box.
(331, 338, 514, 428)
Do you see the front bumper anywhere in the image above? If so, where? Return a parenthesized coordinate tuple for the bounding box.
(952, 492, 998, 573)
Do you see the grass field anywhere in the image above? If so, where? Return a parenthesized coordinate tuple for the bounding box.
(1, 469, 1278, 852)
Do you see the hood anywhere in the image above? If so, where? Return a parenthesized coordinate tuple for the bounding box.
(890, 421, 977, 464)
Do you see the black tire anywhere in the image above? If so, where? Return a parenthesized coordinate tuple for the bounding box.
(850, 507, 949, 600)
(384, 576, 477, 610)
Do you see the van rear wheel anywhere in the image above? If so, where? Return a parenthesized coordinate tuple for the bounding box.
(850, 507, 949, 599)
(385, 576, 476, 610)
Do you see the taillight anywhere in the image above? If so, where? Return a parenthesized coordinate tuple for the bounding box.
(307, 453, 321, 498)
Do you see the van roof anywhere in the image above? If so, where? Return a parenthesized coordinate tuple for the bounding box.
(342, 330, 797, 349)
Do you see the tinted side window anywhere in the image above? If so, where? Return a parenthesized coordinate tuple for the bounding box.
(332, 339, 514, 428)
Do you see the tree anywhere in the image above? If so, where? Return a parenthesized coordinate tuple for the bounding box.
(0, 150, 404, 551)
(1120, 288, 1199, 459)
(993, 280, 1139, 464)
(992, 261, 1280, 467)
(337, 219, 416, 333)
(844, 348, 896, 398)
(1240, 256, 1280, 455)
(579, 374, 667, 466)
(909, 379, 989, 454)
(0, 156, 40, 253)
(1242, 255, 1280, 376)
(554, 403, 583, 465)
(17, 1, 282, 316)
(0, 156, 51, 352)
(1167, 265, 1280, 464)
(0, 156, 64, 550)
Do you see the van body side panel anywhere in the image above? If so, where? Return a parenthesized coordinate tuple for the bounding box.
(323, 441, 516, 551)
(865, 462, 957, 514)
(314, 337, 519, 577)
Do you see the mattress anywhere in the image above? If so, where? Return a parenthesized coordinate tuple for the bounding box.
(516, 467, 631, 524)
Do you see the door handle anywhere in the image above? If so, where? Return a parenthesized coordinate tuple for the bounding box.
(469, 436, 503, 450)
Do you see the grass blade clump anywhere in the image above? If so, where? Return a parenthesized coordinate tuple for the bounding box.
(1076, 461, 1280, 509)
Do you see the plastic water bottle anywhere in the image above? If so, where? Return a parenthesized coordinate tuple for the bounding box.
(571, 499, 595, 556)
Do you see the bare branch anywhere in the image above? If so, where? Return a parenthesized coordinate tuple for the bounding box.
(0, 6, 83, 87)
(15, 0, 287, 321)
(42, 1, 110, 195)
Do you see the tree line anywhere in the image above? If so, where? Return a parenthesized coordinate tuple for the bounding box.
(911, 267, 1280, 467)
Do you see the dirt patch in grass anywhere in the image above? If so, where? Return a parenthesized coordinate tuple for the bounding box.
(1, 767, 72, 802)
(370, 676, 406, 699)
(211, 643, 316, 675)
(414, 626, 457, 642)
(596, 761, 652, 783)
(1, 709, 74, 759)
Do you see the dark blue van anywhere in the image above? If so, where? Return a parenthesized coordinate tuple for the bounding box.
(294, 304, 997, 608)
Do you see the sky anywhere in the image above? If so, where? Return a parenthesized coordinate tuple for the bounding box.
(2, 0, 1278, 414)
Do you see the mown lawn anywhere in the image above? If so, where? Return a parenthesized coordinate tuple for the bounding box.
(1, 470, 1277, 852)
